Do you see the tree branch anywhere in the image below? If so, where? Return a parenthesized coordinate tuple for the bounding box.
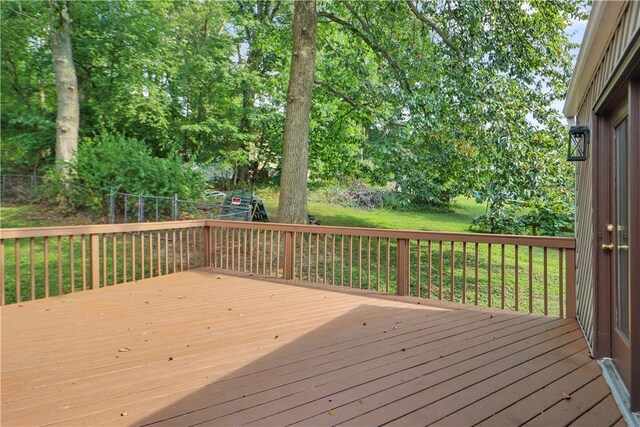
(314, 79, 359, 108)
(405, 0, 463, 61)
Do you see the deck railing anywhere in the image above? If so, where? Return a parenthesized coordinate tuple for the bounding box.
(0, 220, 576, 318)
(0, 221, 207, 305)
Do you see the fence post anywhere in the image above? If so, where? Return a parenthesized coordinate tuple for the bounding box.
(109, 187, 115, 224)
(90, 234, 100, 289)
(172, 194, 178, 221)
(566, 248, 576, 319)
(124, 195, 128, 223)
(396, 238, 410, 296)
(155, 198, 159, 222)
(283, 231, 294, 280)
(1, 175, 6, 196)
(138, 195, 144, 222)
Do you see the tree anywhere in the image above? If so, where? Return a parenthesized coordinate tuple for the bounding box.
(278, 0, 317, 224)
(49, 0, 78, 173)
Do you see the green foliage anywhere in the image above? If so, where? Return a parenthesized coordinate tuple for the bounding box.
(49, 134, 204, 214)
(1, 0, 582, 230)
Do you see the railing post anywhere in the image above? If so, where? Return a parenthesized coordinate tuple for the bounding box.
(283, 231, 294, 280)
(397, 238, 410, 296)
(566, 247, 576, 319)
(172, 194, 178, 221)
(90, 234, 100, 289)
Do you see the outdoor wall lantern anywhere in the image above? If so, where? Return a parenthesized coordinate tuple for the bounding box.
(567, 125, 589, 161)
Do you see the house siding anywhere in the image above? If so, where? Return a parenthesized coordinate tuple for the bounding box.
(573, 1, 640, 350)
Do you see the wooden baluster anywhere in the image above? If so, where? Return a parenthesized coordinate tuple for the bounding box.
(189, 228, 196, 268)
(237, 228, 246, 271)
(276, 230, 281, 277)
(439, 240, 443, 300)
(462, 242, 467, 304)
(82, 235, 87, 291)
(132, 233, 136, 281)
(15, 239, 21, 303)
(302, 232, 307, 280)
(367, 237, 371, 290)
(332, 235, 336, 285)
(543, 247, 548, 316)
(231, 228, 236, 271)
(358, 236, 362, 289)
(123, 234, 127, 283)
(141, 232, 146, 279)
(171, 230, 176, 273)
(113, 233, 118, 284)
(323, 234, 328, 284)
(340, 235, 344, 286)
(164, 230, 169, 274)
(186, 228, 191, 270)
(315, 233, 319, 282)
(487, 243, 492, 307)
(529, 246, 533, 314)
(428, 240, 432, 299)
(474, 243, 479, 305)
(268, 230, 273, 275)
(450, 241, 455, 302)
(0, 239, 4, 305)
(514, 245, 519, 312)
(58, 236, 63, 294)
(103, 234, 108, 285)
(149, 232, 154, 277)
(559, 248, 564, 318)
(30, 237, 35, 300)
(501, 244, 505, 309)
(262, 229, 267, 276)
(249, 229, 254, 273)
(69, 236, 75, 293)
(385, 237, 390, 293)
(376, 237, 381, 292)
(44, 237, 49, 297)
(416, 240, 421, 298)
(348, 236, 353, 287)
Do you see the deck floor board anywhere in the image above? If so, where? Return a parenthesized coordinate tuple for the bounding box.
(1, 269, 624, 426)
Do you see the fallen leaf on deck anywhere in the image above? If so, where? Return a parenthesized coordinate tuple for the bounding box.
(328, 410, 336, 415)
(120, 412, 128, 417)
(362, 322, 367, 326)
(118, 347, 131, 352)
(177, 296, 185, 299)
(168, 357, 174, 361)
(562, 392, 571, 400)
(274, 335, 279, 339)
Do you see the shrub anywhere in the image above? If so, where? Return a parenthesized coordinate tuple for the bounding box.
(48, 134, 204, 214)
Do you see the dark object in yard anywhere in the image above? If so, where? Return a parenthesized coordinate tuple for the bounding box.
(308, 215, 320, 225)
(217, 190, 269, 222)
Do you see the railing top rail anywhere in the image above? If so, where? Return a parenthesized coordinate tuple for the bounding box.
(0, 220, 208, 239)
(206, 220, 576, 249)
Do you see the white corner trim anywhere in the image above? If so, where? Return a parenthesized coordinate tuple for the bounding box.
(564, 1, 626, 118)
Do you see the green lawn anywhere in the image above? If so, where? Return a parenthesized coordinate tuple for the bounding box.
(261, 195, 486, 232)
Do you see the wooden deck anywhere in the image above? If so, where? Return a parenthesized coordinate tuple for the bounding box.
(1, 269, 624, 426)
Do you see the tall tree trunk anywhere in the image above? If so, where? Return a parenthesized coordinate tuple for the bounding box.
(278, 0, 317, 224)
(50, 0, 79, 173)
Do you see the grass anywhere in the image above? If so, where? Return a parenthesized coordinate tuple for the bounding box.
(260, 194, 486, 232)
(1, 203, 97, 228)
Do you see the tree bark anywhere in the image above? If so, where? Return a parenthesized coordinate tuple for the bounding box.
(50, 0, 79, 173)
(278, 0, 317, 224)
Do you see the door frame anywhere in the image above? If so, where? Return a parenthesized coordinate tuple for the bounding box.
(593, 78, 640, 412)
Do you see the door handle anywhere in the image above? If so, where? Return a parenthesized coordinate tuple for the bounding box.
(618, 245, 629, 250)
(602, 243, 615, 250)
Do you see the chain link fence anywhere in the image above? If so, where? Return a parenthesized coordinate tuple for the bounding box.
(1, 174, 251, 224)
